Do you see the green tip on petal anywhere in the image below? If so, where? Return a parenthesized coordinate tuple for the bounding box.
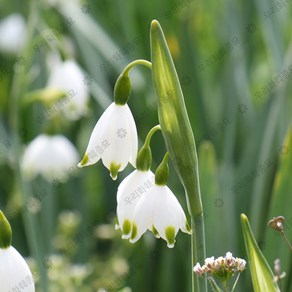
(115, 217, 120, 230)
(130, 223, 138, 241)
(78, 154, 89, 167)
(122, 219, 131, 238)
(0, 211, 12, 249)
(152, 225, 160, 238)
(165, 226, 176, 248)
(109, 162, 121, 180)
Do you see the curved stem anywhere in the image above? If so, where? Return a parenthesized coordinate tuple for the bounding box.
(144, 124, 161, 147)
(123, 59, 152, 75)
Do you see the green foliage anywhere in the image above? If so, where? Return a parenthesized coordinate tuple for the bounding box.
(0, 0, 292, 291)
(241, 214, 280, 292)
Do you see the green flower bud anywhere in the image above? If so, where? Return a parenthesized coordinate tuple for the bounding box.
(155, 152, 169, 185)
(136, 145, 152, 171)
(114, 73, 132, 105)
(136, 125, 161, 171)
(0, 211, 12, 249)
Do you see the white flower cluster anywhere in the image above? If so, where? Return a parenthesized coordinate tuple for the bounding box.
(78, 93, 191, 247)
(193, 252, 246, 277)
(116, 170, 191, 248)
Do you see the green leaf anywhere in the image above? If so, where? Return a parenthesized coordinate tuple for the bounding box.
(150, 19, 201, 217)
(265, 127, 292, 291)
(241, 214, 280, 292)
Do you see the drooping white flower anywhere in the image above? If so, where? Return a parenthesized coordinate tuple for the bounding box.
(78, 102, 138, 180)
(129, 183, 191, 248)
(0, 14, 26, 54)
(46, 60, 89, 120)
(116, 170, 155, 239)
(22, 134, 79, 182)
(0, 246, 35, 292)
(0, 211, 35, 292)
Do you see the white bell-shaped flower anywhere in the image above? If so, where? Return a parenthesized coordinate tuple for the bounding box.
(22, 134, 79, 182)
(0, 246, 35, 292)
(116, 170, 155, 239)
(47, 60, 89, 120)
(129, 183, 191, 248)
(0, 14, 26, 54)
(78, 102, 138, 180)
(0, 211, 35, 292)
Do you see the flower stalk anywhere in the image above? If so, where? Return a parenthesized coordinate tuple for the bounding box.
(150, 20, 206, 291)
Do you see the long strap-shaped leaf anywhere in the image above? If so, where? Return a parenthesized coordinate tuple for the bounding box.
(150, 19, 206, 292)
(241, 214, 280, 292)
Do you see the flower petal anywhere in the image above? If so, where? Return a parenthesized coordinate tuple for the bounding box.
(79, 102, 138, 178)
(151, 185, 190, 247)
(47, 60, 89, 120)
(100, 104, 137, 173)
(79, 102, 115, 167)
(0, 246, 35, 292)
(22, 134, 79, 182)
(117, 170, 154, 239)
(130, 191, 155, 244)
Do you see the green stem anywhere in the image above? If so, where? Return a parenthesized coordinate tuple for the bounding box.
(231, 273, 241, 292)
(208, 277, 222, 292)
(191, 208, 206, 291)
(8, 1, 49, 291)
(144, 124, 161, 147)
(122, 59, 152, 74)
(281, 231, 292, 252)
(136, 125, 161, 171)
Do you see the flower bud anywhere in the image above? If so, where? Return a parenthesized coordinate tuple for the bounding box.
(136, 145, 152, 171)
(155, 153, 169, 186)
(0, 211, 12, 249)
(114, 73, 132, 105)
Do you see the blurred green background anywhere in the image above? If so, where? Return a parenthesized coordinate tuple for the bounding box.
(0, 0, 292, 291)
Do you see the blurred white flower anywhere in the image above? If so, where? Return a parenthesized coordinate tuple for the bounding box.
(0, 211, 35, 292)
(0, 14, 26, 54)
(22, 134, 79, 182)
(0, 246, 35, 292)
(116, 170, 155, 239)
(78, 102, 138, 180)
(47, 60, 89, 120)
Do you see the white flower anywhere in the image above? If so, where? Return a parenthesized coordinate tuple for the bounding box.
(235, 258, 247, 272)
(0, 211, 34, 291)
(78, 102, 138, 180)
(129, 183, 191, 248)
(193, 263, 205, 275)
(47, 60, 89, 120)
(116, 170, 155, 238)
(0, 246, 35, 292)
(204, 256, 215, 270)
(193, 252, 246, 279)
(0, 14, 26, 54)
(22, 134, 79, 182)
